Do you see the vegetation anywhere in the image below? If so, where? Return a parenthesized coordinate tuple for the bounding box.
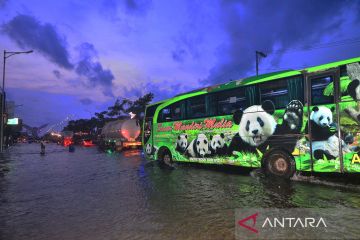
(63, 93, 154, 133)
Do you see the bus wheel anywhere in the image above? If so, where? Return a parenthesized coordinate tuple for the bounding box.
(262, 150, 295, 179)
(159, 149, 174, 168)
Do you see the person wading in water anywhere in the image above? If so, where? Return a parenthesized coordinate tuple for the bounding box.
(40, 140, 46, 155)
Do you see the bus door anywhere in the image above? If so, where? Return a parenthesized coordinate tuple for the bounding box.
(143, 103, 161, 158)
(306, 69, 343, 173)
(143, 117, 153, 145)
(143, 116, 155, 159)
(339, 63, 360, 173)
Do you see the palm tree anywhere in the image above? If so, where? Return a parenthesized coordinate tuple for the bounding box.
(107, 99, 122, 117)
(107, 98, 134, 118)
(127, 93, 154, 117)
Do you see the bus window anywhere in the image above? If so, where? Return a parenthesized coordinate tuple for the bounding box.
(158, 107, 171, 122)
(287, 75, 304, 103)
(216, 88, 246, 115)
(145, 104, 160, 118)
(187, 95, 206, 118)
(311, 76, 334, 105)
(245, 85, 260, 106)
(207, 95, 217, 116)
(341, 62, 360, 99)
(158, 101, 184, 122)
(340, 64, 347, 77)
(260, 79, 289, 109)
(171, 101, 184, 121)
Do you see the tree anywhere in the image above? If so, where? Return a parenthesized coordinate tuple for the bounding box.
(127, 93, 154, 117)
(107, 99, 122, 117)
(107, 98, 133, 117)
(63, 92, 154, 133)
(95, 111, 108, 120)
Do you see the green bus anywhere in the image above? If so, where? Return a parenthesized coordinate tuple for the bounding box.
(142, 57, 360, 178)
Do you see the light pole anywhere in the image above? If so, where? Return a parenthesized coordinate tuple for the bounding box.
(1, 50, 33, 152)
(255, 50, 267, 76)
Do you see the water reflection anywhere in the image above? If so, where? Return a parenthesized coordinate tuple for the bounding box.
(123, 149, 142, 158)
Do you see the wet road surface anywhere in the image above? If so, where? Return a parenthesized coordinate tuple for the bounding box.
(1, 143, 360, 240)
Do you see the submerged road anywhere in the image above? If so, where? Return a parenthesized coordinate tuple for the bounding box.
(1, 143, 360, 240)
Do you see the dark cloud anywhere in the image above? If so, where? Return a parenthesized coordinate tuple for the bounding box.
(79, 98, 93, 105)
(0, 0, 7, 8)
(356, 3, 360, 23)
(3, 15, 115, 97)
(100, 0, 120, 21)
(203, 0, 360, 85)
(124, 0, 152, 15)
(171, 48, 187, 62)
(102, 0, 117, 14)
(53, 70, 62, 79)
(170, 1, 206, 63)
(75, 42, 114, 97)
(171, 34, 201, 63)
(2, 14, 73, 69)
(100, 0, 152, 18)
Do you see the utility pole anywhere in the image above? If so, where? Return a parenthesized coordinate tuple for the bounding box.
(1, 50, 7, 153)
(255, 50, 267, 76)
(1, 50, 33, 152)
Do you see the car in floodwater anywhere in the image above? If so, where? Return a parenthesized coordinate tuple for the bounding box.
(82, 139, 95, 147)
(61, 131, 74, 147)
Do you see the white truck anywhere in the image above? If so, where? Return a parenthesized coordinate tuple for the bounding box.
(100, 118, 141, 151)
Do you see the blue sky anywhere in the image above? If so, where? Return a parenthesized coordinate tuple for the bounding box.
(1, 0, 360, 130)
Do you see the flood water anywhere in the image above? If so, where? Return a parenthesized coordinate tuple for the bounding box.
(1, 144, 360, 240)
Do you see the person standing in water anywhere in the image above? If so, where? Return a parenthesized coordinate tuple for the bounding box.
(69, 143, 75, 152)
(40, 140, 46, 155)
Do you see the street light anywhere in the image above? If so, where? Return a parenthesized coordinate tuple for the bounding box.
(1, 50, 33, 152)
(255, 50, 267, 76)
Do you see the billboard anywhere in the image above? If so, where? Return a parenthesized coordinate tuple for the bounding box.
(7, 118, 19, 125)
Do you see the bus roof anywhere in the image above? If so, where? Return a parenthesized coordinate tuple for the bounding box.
(146, 99, 167, 107)
(148, 56, 360, 106)
(306, 56, 360, 73)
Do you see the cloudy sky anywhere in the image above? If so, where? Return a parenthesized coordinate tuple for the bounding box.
(1, 0, 360, 129)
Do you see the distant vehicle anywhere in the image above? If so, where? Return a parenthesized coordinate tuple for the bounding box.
(61, 131, 74, 147)
(82, 139, 94, 147)
(63, 137, 73, 147)
(73, 131, 92, 145)
(100, 118, 141, 152)
(17, 137, 27, 143)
